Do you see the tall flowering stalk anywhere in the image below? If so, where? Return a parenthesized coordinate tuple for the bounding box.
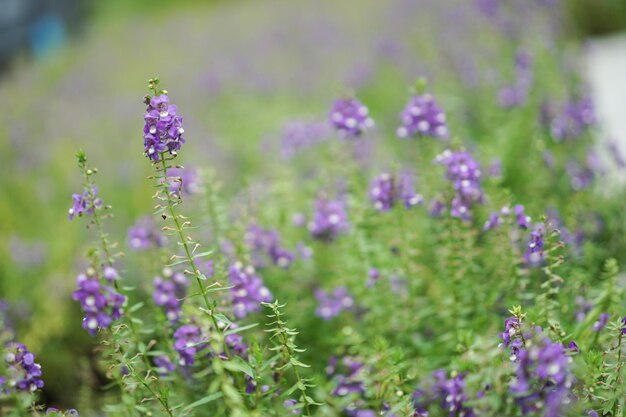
(143, 78, 230, 353)
(70, 151, 175, 417)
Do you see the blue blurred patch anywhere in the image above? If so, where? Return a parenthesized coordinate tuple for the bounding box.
(29, 14, 66, 59)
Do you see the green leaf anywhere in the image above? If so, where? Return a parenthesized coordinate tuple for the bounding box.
(128, 302, 144, 313)
(225, 322, 258, 335)
(223, 357, 255, 378)
(184, 392, 224, 410)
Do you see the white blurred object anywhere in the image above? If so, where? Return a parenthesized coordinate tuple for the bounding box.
(586, 33, 626, 182)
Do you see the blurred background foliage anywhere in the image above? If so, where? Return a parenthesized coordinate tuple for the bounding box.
(0, 0, 625, 411)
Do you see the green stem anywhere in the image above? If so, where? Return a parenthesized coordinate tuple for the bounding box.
(82, 166, 174, 417)
(158, 153, 230, 357)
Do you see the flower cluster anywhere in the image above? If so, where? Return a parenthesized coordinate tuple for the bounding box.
(483, 204, 531, 232)
(245, 224, 294, 268)
(173, 324, 206, 367)
(432, 370, 475, 417)
(396, 93, 448, 139)
(329, 97, 374, 138)
(498, 316, 542, 362)
(308, 197, 350, 241)
(72, 268, 126, 336)
(0, 342, 44, 393)
(368, 172, 423, 212)
(143, 94, 186, 161)
(68, 185, 101, 220)
(127, 216, 167, 251)
(228, 263, 273, 318)
(435, 150, 484, 220)
(315, 287, 355, 320)
(550, 97, 595, 141)
(153, 269, 189, 324)
(327, 356, 366, 397)
(510, 340, 573, 417)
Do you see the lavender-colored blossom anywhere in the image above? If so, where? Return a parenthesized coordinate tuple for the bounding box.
(592, 313, 609, 332)
(429, 199, 446, 217)
(153, 355, 175, 375)
(308, 197, 349, 241)
(1, 342, 44, 393)
(483, 212, 501, 231)
(228, 263, 273, 318)
(329, 97, 374, 138)
(435, 150, 484, 220)
(245, 224, 294, 268)
(514, 205, 531, 229)
(143, 94, 186, 161)
(72, 268, 126, 336)
(224, 324, 248, 358)
(396, 94, 448, 139)
(284, 399, 302, 415)
(330, 357, 366, 397)
(315, 287, 354, 320)
(369, 172, 423, 212)
(524, 227, 544, 265)
(432, 370, 474, 417)
(366, 268, 380, 288)
(173, 324, 205, 367)
(621, 316, 626, 335)
(510, 339, 573, 417)
(127, 216, 167, 251)
(153, 270, 189, 324)
(68, 185, 101, 221)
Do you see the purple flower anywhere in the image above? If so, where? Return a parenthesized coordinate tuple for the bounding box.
(510, 339, 573, 417)
(396, 93, 448, 139)
(228, 263, 273, 318)
(143, 94, 186, 161)
(245, 224, 294, 269)
(592, 313, 609, 332)
(173, 324, 205, 367)
(315, 287, 354, 320)
(435, 150, 484, 220)
(429, 199, 446, 217)
(224, 324, 248, 358)
(153, 355, 175, 375)
(329, 356, 366, 397)
(329, 97, 374, 138)
(127, 216, 167, 251)
(68, 185, 102, 220)
(483, 212, 501, 231)
(284, 399, 302, 415)
(367, 268, 380, 288)
(2, 342, 44, 393)
(524, 227, 544, 265)
(369, 172, 423, 212)
(72, 268, 126, 336)
(514, 205, 531, 229)
(153, 270, 189, 324)
(308, 197, 349, 241)
(432, 370, 474, 417)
